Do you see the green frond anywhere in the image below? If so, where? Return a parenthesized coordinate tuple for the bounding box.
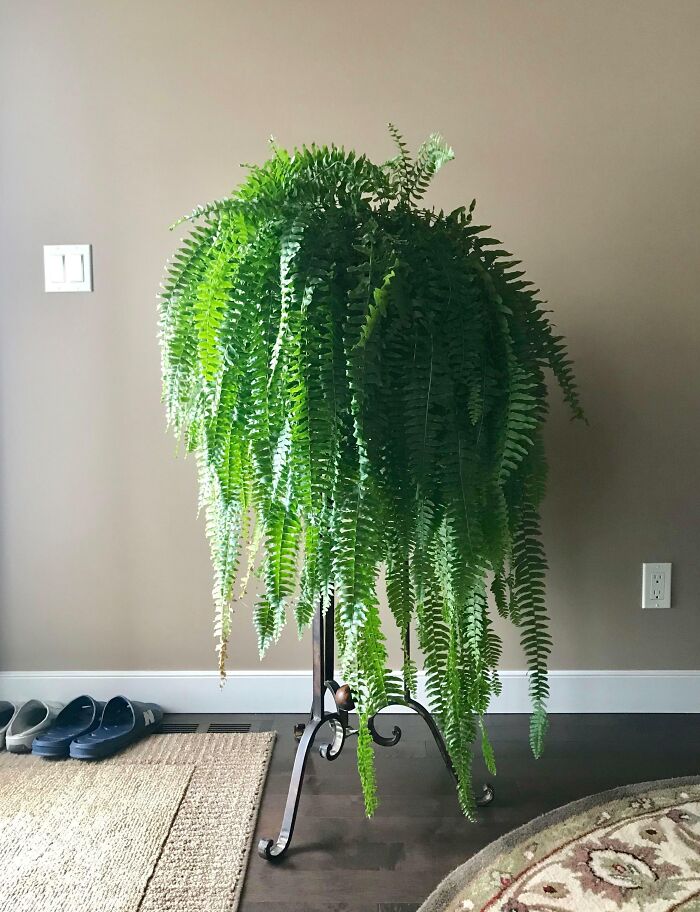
(357, 716, 378, 817)
(158, 126, 583, 819)
(479, 718, 497, 776)
(511, 498, 552, 758)
(410, 133, 454, 201)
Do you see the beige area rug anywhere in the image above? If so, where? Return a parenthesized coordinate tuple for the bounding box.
(0, 732, 275, 912)
(418, 776, 700, 912)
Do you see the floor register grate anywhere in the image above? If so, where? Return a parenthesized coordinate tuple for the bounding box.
(160, 722, 200, 734)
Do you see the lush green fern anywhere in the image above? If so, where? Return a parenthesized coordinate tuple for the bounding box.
(158, 128, 583, 818)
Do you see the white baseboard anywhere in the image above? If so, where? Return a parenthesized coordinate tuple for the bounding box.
(0, 670, 699, 714)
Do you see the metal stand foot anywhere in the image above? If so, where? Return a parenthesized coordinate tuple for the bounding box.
(258, 715, 341, 861)
(476, 782, 495, 806)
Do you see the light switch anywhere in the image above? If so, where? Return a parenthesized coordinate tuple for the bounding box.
(44, 244, 92, 292)
(64, 252, 84, 283)
(46, 254, 65, 284)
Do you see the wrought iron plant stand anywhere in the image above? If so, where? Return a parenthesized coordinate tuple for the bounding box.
(258, 593, 495, 861)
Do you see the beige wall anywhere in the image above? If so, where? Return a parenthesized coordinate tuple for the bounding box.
(1, 0, 699, 673)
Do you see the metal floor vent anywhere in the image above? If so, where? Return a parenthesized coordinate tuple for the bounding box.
(160, 722, 200, 734)
(207, 722, 252, 733)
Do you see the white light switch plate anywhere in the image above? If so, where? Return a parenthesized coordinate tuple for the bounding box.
(642, 562, 672, 609)
(44, 244, 92, 292)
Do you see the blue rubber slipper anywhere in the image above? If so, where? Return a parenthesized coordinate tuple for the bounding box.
(69, 696, 162, 760)
(32, 695, 105, 758)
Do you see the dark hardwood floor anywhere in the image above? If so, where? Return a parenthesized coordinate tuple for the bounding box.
(165, 713, 699, 912)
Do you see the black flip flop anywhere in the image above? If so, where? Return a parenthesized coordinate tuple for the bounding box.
(69, 696, 162, 760)
(32, 695, 105, 758)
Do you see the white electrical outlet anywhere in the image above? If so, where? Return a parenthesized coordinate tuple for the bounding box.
(642, 562, 672, 609)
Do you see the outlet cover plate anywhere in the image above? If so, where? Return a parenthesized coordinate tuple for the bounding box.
(642, 562, 672, 609)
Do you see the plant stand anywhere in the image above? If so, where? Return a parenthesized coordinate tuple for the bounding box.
(258, 594, 495, 862)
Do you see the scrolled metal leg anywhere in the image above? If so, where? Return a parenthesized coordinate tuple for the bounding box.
(258, 716, 328, 862)
(401, 697, 495, 807)
(367, 711, 402, 747)
(318, 716, 346, 760)
(403, 696, 454, 776)
(476, 782, 495, 806)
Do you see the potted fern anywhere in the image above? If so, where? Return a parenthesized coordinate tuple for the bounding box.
(158, 128, 583, 818)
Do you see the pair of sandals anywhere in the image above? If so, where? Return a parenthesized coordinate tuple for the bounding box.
(0, 695, 162, 759)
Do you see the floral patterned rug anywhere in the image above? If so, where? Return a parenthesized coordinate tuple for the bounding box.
(419, 777, 700, 912)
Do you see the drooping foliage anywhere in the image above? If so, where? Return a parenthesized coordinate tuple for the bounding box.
(158, 128, 584, 817)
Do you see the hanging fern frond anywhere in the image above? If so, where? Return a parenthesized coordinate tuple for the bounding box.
(158, 127, 584, 817)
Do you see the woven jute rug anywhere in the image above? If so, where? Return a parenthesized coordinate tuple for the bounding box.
(0, 731, 275, 912)
(418, 776, 700, 912)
